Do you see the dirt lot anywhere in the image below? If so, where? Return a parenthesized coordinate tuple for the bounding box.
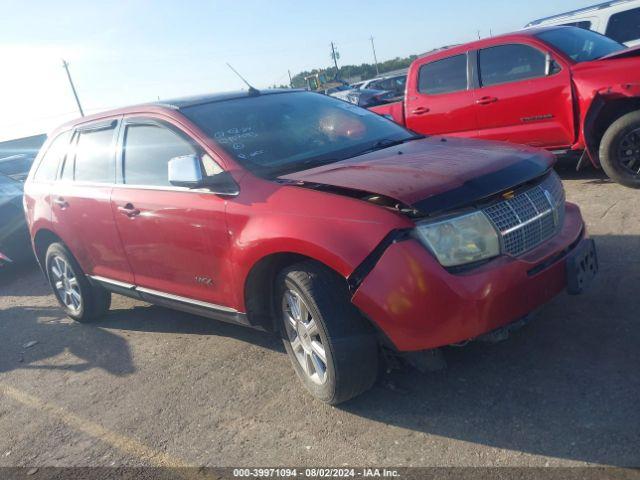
(0, 164, 639, 468)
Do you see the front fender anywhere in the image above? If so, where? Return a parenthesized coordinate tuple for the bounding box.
(225, 180, 413, 311)
(580, 83, 640, 167)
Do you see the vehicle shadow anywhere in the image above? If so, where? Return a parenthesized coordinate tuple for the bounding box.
(342, 233, 640, 466)
(0, 258, 51, 297)
(100, 304, 284, 354)
(554, 158, 611, 183)
(0, 302, 283, 379)
(0, 305, 135, 376)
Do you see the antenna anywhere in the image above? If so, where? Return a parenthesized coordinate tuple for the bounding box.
(226, 63, 260, 95)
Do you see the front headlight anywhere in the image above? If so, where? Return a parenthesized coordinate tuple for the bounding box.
(415, 211, 500, 267)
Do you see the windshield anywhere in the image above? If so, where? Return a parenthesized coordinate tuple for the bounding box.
(536, 27, 626, 62)
(181, 91, 416, 177)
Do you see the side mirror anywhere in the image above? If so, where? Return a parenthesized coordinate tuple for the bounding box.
(168, 154, 203, 188)
(168, 154, 239, 195)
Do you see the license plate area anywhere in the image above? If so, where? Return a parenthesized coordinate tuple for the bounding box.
(566, 238, 598, 295)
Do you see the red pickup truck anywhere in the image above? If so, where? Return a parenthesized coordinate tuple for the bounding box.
(371, 26, 640, 188)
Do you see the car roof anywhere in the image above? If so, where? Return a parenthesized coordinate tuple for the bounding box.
(153, 88, 298, 108)
(57, 89, 300, 130)
(416, 26, 572, 61)
(366, 73, 406, 82)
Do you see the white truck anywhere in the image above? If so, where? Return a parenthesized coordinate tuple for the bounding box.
(526, 0, 640, 47)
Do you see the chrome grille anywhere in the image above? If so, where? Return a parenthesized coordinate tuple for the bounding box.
(483, 172, 565, 256)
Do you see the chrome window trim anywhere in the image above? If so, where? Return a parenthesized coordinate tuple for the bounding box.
(57, 180, 221, 194)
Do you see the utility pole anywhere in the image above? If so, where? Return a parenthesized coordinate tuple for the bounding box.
(330, 42, 340, 78)
(61, 59, 84, 117)
(288, 69, 293, 88)
(370, 36, 379, 76)
(477, 30, 481, 40)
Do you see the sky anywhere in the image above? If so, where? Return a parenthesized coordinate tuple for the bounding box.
(0, 0, 593, 141)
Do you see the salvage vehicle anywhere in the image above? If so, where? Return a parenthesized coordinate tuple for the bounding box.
(24, 90, 597, 403)
(304, 71, 348, 93)
(526, 0, 640, 47)
(352, 72, 407, 99)
(0, 173, 31, 264)
(0, 153, 36, 182)
(370, 26, 640, 188)
(330, 87, 396, 108)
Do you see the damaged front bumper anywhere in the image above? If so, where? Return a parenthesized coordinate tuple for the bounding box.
(351, 202, 595, 352)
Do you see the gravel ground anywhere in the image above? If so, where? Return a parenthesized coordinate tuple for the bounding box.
(0, 163, 639, 469)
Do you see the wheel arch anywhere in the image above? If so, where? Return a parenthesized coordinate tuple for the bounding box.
(33, 228, 63, 271)
(583, 95, 640, 167)
(243, 252, 351, 333)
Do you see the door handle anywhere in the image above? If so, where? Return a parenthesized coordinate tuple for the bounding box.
(476, 96, 498, 105)
(118, 203, 140, 217)
(53, 197, 69, 208)
(411, 106, 430, 115)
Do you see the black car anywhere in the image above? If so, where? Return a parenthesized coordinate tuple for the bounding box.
(0, 154, 35, 182)
(0, 157, 34, 265)
(329, 87, 396, 108)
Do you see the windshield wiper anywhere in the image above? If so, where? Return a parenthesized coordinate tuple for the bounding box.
(355, 135, 424, 157)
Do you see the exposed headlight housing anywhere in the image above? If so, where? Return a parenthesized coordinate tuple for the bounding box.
(415, 211, 500, 267)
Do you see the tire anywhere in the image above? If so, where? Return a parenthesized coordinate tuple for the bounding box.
(599, 110, 640, 188)
(45, 242, 111, 323)
(276, 261, 378, 404)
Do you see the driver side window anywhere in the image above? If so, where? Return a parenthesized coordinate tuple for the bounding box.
(122, 123, 221, 186)
(478, 43, 548, 87)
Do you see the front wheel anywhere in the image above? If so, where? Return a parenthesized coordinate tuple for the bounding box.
(45, 243, 111, 323)
(599, 110, 640, 188)
(276, 261, 378, 404)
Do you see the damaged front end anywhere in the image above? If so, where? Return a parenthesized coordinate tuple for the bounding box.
(277, 178, 422, 218)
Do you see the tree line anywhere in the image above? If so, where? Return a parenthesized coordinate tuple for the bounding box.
(288, 55, 418, 88)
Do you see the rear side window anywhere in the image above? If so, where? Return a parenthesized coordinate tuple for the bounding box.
(73, 127, 116, 183)
(560, 20, 592, 30)
(479, 44, 546, 87)
(606, 7, 640, 43)
(33, 131, 71, 182)
(418, 54, 467, 95)
(372, 77, 406, 94)
(122, 124, 197, 186)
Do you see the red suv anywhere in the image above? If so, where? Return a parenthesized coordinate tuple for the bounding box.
(24, 90, 597, 403)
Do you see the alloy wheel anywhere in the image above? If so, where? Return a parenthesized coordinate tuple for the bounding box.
(50, 255, 82, 314)
(617, 127, 640, 176)
(282, 289, 328, 385)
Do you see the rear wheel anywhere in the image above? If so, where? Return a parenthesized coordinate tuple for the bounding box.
(599, 110, 640, 188)
(276, 261, 378, 404)
(45, 243, 111, 323)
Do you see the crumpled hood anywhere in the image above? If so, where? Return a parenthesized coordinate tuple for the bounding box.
(280, 136, 554, 213)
